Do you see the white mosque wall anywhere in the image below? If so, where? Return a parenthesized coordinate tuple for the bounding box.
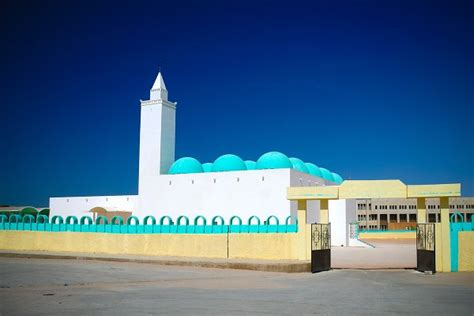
(50, 195, 139, 219)
(329, 199, 357, 247)
(137, 168, 325, 223)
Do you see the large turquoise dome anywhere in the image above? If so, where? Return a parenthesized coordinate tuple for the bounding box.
(256, 151, 293, 170)
(168, 157, 203, 174)
(245, 160, 256, 170)
(305, 163, 323, 178)
(319, 167, 335, 182)
(202, 163, 213, 173)
(289, 157, 309, 173)
(212, 154, 247, 172)
(332, 172, 343, 184)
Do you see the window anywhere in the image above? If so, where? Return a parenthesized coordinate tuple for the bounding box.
(369, 214, 377, 221)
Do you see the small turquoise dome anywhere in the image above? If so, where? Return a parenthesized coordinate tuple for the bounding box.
(256, 151, 293, 170)
(332, 172, 343, 184)
(305, 163, 323, 178)
(212, 154, 247, 172)
(245, 160, 256, 170)
(319, 167, 335, 182)
(202, 163, 213, 173)
(168, 157, 203, 174)
(289, 157, 309, 173)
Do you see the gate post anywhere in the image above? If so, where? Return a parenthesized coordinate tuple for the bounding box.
(416, 198, 427, 224)
(439, 197, 451, 272)
(320, 199, 329, 224)
(297, 200, 311, 260)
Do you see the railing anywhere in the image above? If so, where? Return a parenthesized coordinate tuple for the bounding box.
(0, 214, 298, 234)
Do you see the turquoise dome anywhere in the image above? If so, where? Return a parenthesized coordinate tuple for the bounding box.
(256, 151, 293, 170)
(168, 157, 203, 174)
(202, 163, 213, 173)
(332, 172, 343, 184)
(212, 154, 247, 172)
(289, 157, 309, 173)
(245, 160, 256, 170)
(319, 167, 335, 182)
(305, 163, 323, 178)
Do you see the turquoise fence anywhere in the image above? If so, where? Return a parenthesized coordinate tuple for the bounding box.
(450, 213, 474, 272)
(0, 214, 298, 234)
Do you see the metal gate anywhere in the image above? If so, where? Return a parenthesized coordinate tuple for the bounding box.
(311, 223, 331, 273)
(416, 223, 435, 273)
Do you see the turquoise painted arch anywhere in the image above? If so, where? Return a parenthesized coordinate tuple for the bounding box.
(212, 215, 225, 225)
(111, 216, 124, 225)
(80, 216, 93, 225)
(51, 216, 64, 224)
(22, 214, 35, 223)
(177, 216, 190, 226)
(194, 215, 207, 225)
(126, 216, 140, 225)
(95, 216, 108, 225)
(143, 216, 156, 225)
(247, 215, 261, 225)
(66, 216, 79, 225)
(229, 215, 243, 225)
(159, 216, 174, 225)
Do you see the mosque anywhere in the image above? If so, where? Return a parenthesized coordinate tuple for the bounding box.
(50, 72, 355, 244)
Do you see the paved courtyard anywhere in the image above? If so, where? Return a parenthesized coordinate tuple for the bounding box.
(0, 257, 472, 315)
(332, 239, 416, 269)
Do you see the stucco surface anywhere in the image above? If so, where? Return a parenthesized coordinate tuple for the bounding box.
(458, 231, 474, 271)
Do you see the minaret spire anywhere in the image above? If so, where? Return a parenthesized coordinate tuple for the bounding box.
(150, 71, 168, 101)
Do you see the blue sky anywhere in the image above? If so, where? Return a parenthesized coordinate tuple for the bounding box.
(1, 0, 472, 206)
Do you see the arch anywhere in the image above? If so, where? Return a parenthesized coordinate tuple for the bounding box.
(51, 216, 64, 224)
(229, 215, 242, 226)
(111, 216, 124, 225)
(450, 212, 464, 223)
(9, 214, 22, 223)
(194, 215, 207, 226)
(80, 216, 93, 225)
(37, 215, 49, 224)
(212, 215, 225, 226)
(247, 215, 261, 226)
(65, 216, 79, 225)
(285, 215, 298, 226)
(95, 216, 108, 225)
(160, 216, 174, 225)
(0, 214, 7, 223)
(143, 215, 156, 225)
(22, 214, 35, 223)
(265, 215, 279, 225)
(176, 216, 190, 226)
(126, 216, 140, 225)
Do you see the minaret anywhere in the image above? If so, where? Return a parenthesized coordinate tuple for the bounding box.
(138, 72, 177, 195)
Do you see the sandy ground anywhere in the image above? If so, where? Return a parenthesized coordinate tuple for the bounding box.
(0, 257, 472, 315)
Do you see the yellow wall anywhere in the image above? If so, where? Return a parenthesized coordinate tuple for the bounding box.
(0, 228, 311, 261)
(229, 233, 301, 260)
(338, 180, 407, 199)
(0, 231, 228, 259)
(458, 231, 474, 272)
(358, 232, 416, 239)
